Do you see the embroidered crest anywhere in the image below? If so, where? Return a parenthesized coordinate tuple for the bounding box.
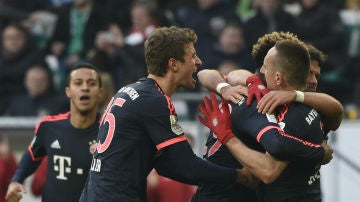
(170, 115, 183, 135)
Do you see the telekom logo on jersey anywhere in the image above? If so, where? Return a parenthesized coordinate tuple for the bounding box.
(53, 155, 84, 179)
(54, 155, 70, 180)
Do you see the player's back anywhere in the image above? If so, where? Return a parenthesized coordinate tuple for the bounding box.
(258, 103, 324, 202)
(81, 78, 184, 202)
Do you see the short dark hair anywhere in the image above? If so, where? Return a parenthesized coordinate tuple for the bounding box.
(306, 43, 327, 66)
(252, 32, 304, 68)
(66, 63, 102, 87)
(144, 26, 197, 76)
(274, 40, 310, 90)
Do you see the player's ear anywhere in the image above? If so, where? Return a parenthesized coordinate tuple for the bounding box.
(65, 86, 71, 98)
(168, 58, 178, 72)
(275, 72, 282, 85)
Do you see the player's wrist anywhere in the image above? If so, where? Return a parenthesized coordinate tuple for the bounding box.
(216, 82, 230, 95)
(294, 90, 304, 103)
(220, 131, 235, 145)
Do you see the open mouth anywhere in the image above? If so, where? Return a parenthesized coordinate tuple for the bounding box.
(80, 95, 90, 103)
(192, 71, 197, 79)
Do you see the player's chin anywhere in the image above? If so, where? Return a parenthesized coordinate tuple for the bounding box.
(78, 104, 96, 114)
(182, 81, 196, 90)
(79, 108, 93, 115)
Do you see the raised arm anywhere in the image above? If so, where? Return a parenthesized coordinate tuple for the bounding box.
(226, 69, 254, 86)
(197, 69, 226, 93)
(197, 69, 247, 103)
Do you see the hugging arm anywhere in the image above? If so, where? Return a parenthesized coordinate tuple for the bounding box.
(197, 69, 250, 103)
(154, 140, 248, 185)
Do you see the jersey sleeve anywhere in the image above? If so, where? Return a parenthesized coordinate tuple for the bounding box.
(11, 119, 48, 183)
(28, 118, 48, 161)
(31, 156, 47, 196)
(231, 101, 324, 163)
(142, 96, 187, 150)
(11, 151, 42, 183)
(154, 141, 236, 185)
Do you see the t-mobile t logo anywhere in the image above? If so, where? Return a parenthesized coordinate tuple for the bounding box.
(53, 155, 71, 180)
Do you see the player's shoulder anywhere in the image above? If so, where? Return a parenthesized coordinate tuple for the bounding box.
(38, 112, 69, 124)
(35, 112, 70, 131)
(117, 78, 164, 100)
(115, 80, 171, 116)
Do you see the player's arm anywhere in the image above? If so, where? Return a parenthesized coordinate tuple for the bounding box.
(225, 137, 287, 184)
(197, 68, 254, 88)
(225, 69, 254, 86)
(6, 150, 42, 202)
(154, 140, 256, 187)
(7, 119, 47, 202)
(31, 157, 47, 196)
(257, 91, 343, 131)
(197, 69, 226, 93)
(214, 69, 269, 106)
(225, 136, 333, 184)
(197, 69, 247, 103)
(302, 92, 343, 131)
(10, 150, 42, 183)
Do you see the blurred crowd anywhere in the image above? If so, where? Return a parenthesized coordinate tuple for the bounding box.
(0, 0, 359, 119)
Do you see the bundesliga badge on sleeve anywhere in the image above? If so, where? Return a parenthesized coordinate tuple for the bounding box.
(170, 115, 183, 135)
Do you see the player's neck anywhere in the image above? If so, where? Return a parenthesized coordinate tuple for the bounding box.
(148, 74, 177, 96)
(70, 110, 97, 129)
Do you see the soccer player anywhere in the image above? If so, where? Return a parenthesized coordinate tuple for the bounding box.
(5, 63, 103, 202)
(79, 26, 250, 202)
(192, 32, 342, 201)
(198, 40, 338, 201)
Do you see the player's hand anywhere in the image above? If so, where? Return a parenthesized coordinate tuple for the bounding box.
(320, 140, 333, 165)
(220, 85, 247, 104)
(5, 182, 26, 202)
(235, 168, 259, 188)
(257, 91, 297, 114)
(246, 75, 269, 106)
(198, 92, 234, 144)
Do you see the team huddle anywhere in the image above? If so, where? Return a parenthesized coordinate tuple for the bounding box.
(5, 26, 343, 202)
